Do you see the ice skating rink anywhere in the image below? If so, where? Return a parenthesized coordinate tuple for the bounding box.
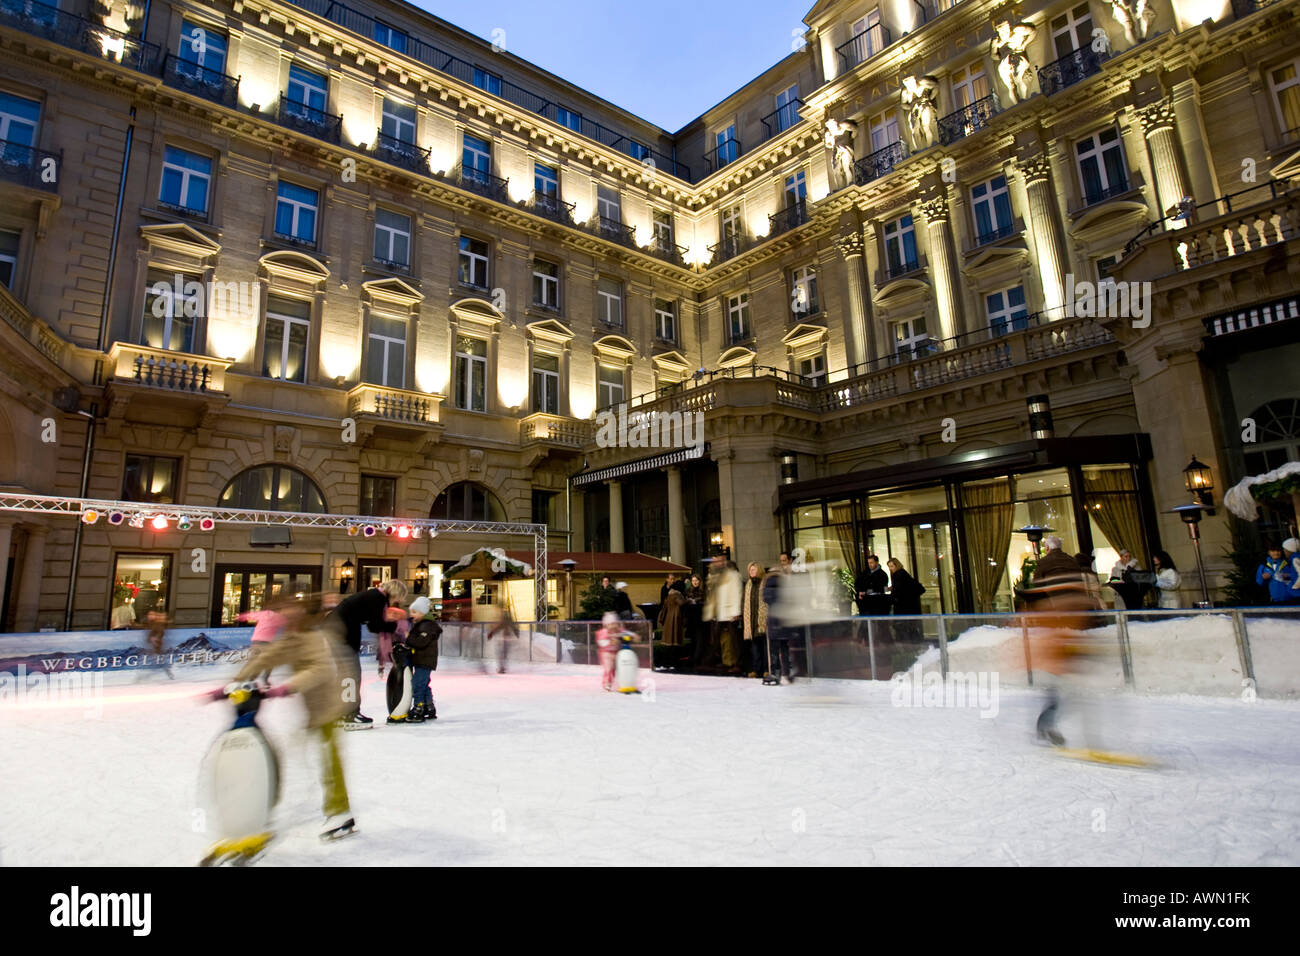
(2, 660, 1298, 866)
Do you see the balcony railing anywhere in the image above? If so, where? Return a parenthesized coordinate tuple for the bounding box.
(160, 53, 240, 108)
(1081, 178, 1132, 209)
(1231, 0, 1286, 16)
(854, 141, 907, 185)
(1037, 46, 1108, 97)
(274, 93, 342, 144)
(520, 412, 591, 448)
(531, 192, 575, 226)
(646, 234, 688, 267)
(453, 163, 510, 203)
(1123, 177, 1296, 255)
(0, 0, 160, 73)
(107, 343, 231, 393)
(591, 215, 636, 248)
(836, 24, 890, 74)
(372, 130, 430, 174)
(938, 94, 998, 145)
(0, 139, 60, 193)
(708, 234, 754, 266)
(281, 0, 692, 181)
(347, 383, 441, 425)
(769, 199, 808, 238)
(880, 254, 925, 283)
(760, 99, 804, 140)
(973, 222, 1018, 246)
(703, 137, 741, 173)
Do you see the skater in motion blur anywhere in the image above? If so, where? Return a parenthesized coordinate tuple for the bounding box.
(595, 612, 621, 691)
(224, 595, 358, 840)
(484, 597, 518, 674)
(328, 578, 408, 726)
(239, 601, 289, 684)
(142, 610, 175, 680)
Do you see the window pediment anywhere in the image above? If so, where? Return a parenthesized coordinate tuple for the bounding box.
(594, 334, 636, 360)
(361, 277, 423, 310)
(874, 276, 931, 304)
(140, 222, 221, 259)
(525, 318, 574, 344)
(450, 296, 503, 331)
(964, 242, 1029, 275)
(259, 250, 330, 284)
(782, 323, 828, 350)
(718, 346, 756, 368)
(1068, 200, 1149, 240)
(651, 348, 691, 377)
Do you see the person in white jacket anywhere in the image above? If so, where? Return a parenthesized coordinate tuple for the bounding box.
(1152, 550, 1182, 609)
(703, 556, 743, 674)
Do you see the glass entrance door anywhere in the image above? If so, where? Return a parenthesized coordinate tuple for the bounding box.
(867, 519, 956, 615)
(214, 565, 321, 625)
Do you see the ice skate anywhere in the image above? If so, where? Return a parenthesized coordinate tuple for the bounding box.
(320, 814, 357, 841)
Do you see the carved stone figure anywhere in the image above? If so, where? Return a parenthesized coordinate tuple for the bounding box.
(990, 18, 1037, 105)
(901, 75, 941, 150)
(824, 118, 859, 189)
(1110, 0, 1156, 46)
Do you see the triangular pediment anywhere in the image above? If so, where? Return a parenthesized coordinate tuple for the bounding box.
(782, 323, 829, 350)
(449, 297, 503, 329)
(718, 346, 756, 368)
(594, 334, 637, 359)
(361, 277, 423, 309)
(651, 348, 691, 376)
(525, 318, 574, 344)
(259, 250, 330, 283)
(140, 222, 221, 257)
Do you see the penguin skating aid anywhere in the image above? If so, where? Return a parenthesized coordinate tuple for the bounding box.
(198, 682, 280, 866)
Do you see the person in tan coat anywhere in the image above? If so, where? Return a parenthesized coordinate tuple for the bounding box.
(657, 586, 686, 646)
(741, 562, 769, 678)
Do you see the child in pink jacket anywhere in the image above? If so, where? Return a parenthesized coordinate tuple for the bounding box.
(595, 612, 621, 691)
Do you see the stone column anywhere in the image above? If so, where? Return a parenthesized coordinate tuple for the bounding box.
(15, 524, 47, 632)
(568, 488, 585, 552)
(1169, 80, 1220, 212)
(666, 466, 686, 566)
(1018, 155, 1069, 318)
(834, 230, 874, 368)
(1140, 100, 1193, 225)
(607, 480, 624, 553)
(920, 194, 964, 339)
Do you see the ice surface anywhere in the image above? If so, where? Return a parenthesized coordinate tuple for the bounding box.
(1, 660, 1297, 866)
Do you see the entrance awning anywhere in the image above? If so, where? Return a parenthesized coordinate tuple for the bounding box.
(571, 443, 709, 487)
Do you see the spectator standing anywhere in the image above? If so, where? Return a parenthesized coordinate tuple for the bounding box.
(702, 557, 743, 674)
(741, 561, 768, 678)
(1256, 544, 1295, 604)
(328, 578, 408, 726)
(886, 558, 926, 642)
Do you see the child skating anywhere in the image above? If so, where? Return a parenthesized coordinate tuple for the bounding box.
(405, 597, 441, 721)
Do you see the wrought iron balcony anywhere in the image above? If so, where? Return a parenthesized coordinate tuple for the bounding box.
(530, 191, 575, 226)
(938, 94, 998, 145)
(1081, 178, 1132, 209)
(274, 93, 342, 144)
(591, 215, 636, 248)
(973, 222, 1018, 246)
(160, 53, 240, 108)
(1231, 0, 1285, 16)
(372, 130, 430, 174)
(854, 141, 906, 185)
(0, 138, 60, 193)
(760, 99, 804, 140)
(646, 234, 687, 267)
(0, 0, 160, 73)
(703, 137, 741, 173)
(836, 23, 890, 74)
(877, 254, 926, 285)
(708, 234, 754, 266)
(452, 163, 510, 203)
(769, 199, 809, 238)
(1037, 46, 1108, 97)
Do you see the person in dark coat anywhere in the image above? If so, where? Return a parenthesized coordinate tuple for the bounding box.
(404, 596, 441, 721)
(886, 558, 925, 642)
(854, 554, 891, 616)
(657, 586, 686, 646)
(328, 578, 408, 725)
(613, 582, 635, 620)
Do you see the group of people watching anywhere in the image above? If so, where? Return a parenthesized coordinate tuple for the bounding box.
(1257, 537, 1300, 604)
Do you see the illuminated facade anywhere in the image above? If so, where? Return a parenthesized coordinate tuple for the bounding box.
(0, 0, 1297, 626)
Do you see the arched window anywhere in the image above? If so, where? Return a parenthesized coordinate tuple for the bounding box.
(219, 465, 326, 512)
(1244, 398, 1300, 475)
(430, 482, 505, 521)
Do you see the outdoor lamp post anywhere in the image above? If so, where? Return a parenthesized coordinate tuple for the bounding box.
(1184, 455, 1215, 511)
(709, 531, 731, 562)
(1175, 456, 1215, 607)
(413, 561, 428, 594)
(558, 558, 578, 619)
(339, 559, 354, 594)
(1172, 505, 1212, 608)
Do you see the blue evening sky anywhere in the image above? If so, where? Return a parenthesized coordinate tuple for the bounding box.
(410, 0, 809, 131)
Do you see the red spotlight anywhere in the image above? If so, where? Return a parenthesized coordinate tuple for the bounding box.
(150, 514, 169, 531)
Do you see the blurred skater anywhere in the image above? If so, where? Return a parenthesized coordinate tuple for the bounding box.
(484, 599, 517, 674)
(140, 610, 175, 681)
(240, 602, 289, 684)
(596, 612, 621, 691)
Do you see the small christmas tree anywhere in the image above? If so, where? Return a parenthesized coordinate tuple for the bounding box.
(576, 577, 616, 620)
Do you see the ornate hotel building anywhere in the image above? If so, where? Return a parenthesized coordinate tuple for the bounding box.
(0, 0, 1297, 629)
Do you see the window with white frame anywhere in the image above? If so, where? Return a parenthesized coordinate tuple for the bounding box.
(785, 170, 807, 207)
(597, 365, 625, 409)
(263, 295, 311, 382)
(653, 210, 674, 246)
(848, 9, 884, 66)
(0, 91, 39, 148)
(868, 110, 899, 152)
(799, 352, 827, 386)
(883, 214, 918, 275)
(286, 64, 327, 114)
(556, 106, 582, 132)
(950, 61, 991, 108)
(532, 258, 559, 309)
(454, 336, 487, 411)
(473, 68, 501, 96)
(597, 277, 623, 327)
(532, 353, 559, 414)
(986, 285, 1029, 337)
(458, 236, 489, 289)
(178, 19, 228, 77)
(971, 174, 1013, 242)
(381, 98, 416, 144)
(1050, 3, 1093, 58)
(727, 292, 751, 342)
(721, 204, 742, 241)
(1075, 126, 1128, 204)
(596, 186, 621, 222)
(534, 162, 559, 197)
(365, 313, 407, 388)
(715, 124, 738, 166)
(0, 230, 17, 287)
(775, 84, 799, 132)
(160, 145, 212, 215)
(654, 299, 676, 341)
(462, 134, 491, 180)
(892, 316, 930, 358)
(373, 20, 408, 54)
(1268, 58, 1300, 139)
(275, 181, 318, 244)
(143, 268, 200, 352)
(790, 264, 819, 317)
(373, 208, 411, 267)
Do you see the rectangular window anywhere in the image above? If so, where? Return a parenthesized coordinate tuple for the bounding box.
(950, 61, 991, 108)
(374, 21, 408, 54)
(1268, 59, 1300, 138)
(596, 186, 621, 222)
(275, 180, 318, 243)
(653, 210, 674, 245)
(986, 285, 1029, 337)
(556, 106, 582, 132)
(0, 91, 40, 148)
(286, 64, 327, 113)
(775, 84, 800, 133)
(532, 258, 559, 309)
(381, 98, 416, 143)
(1050, 3, 1094, 58)
(178, 20, 228, 75)
(654, 299, 676, 341)
(791, 264, 819, 317)
(366, 313, 407, 388)
(1075, 126, 1128, 204)
(454, 336, 487, 411)
(112, 554, 173, 625)
(715, 124, 738, 167)
(720, 203, 742, 257)
(532, 353, 559, 414)
(534, 162, 559, 197)
(360, 475, 397, 517)
(597, 365, 624, 409)
(122, 454, 179, 504)
(142, 268, 199, 352)
(0, 229, 17, 287)
(970, 174, 1013, 243)
(883, 214, 918, 275)
(785, 170, 807, 207)
(458, 236, 490, 289)
(462, 134, 491, 179)
(1094, 251, 1122, 281)
(893, 316, 930, 358)
(625, 139, 650, 161)
(868, 110, 899, 152)
(160, 146, 212, 215)
(597, 277, 623, 327)
(847, 10, 884, 66)
(532, 489, 558, 528)
(799, 353, 827, 386)
(373, 208, 411, 267)
(263, 296, 311, 382)
(473, 68, 502, 96)
(727, 292, 751, 342)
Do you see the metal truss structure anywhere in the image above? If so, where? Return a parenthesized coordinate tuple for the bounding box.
(0, 493, 550, 621)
